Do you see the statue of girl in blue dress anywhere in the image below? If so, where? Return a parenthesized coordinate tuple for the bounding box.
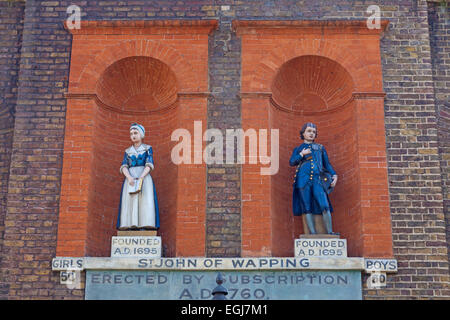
(290, 122, 338, 235)
(117, 123, 160, 230)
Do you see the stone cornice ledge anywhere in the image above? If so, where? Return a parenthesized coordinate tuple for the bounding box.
(232, 20, 389, 36)
(52, 256, 366, 272)
(64, 20, 219, 35)
(52, 256, 398, 273)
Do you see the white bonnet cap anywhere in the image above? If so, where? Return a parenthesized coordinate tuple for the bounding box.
(130, 123, 145, 139)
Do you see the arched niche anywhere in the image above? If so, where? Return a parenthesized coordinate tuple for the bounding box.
(270, 55, 359, 256)
(86, 56, 179, 257)
(57, 20, 215, 258)
(237, 20, 393, 258)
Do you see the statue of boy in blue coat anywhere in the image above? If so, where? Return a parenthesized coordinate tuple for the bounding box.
(290, 122, 338, 235)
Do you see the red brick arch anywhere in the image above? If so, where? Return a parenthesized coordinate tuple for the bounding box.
(96, 56, 179, 113)
(57, 20, 216, 257)
(248, 39, 381, 94)
(235, 20, 393, 258)
(73, 39, 198, 94)
(268, 54, 360, 256)
(270, 55, 355, 113)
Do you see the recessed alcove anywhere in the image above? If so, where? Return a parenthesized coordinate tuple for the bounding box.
(57, 20, 215, 258)
(87, 56, 179, 257)
(271, 55, 354, 113)
(96, 56, 178, 113)
(236, 20, 393, 259)
(270, 55, 360, 257)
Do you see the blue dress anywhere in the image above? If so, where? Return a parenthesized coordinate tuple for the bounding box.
(289, 142, 337, 216)
(117, 144, 160, 229)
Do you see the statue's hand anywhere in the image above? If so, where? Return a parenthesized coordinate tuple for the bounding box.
(128, 177, 135, 186)
(301, 148, 311, 156)
(331, 175, 338, 187)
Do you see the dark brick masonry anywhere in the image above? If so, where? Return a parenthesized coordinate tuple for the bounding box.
(0, 0, 25, 298)
(207, 8, 242, 257)
(428, 0, 450, 268)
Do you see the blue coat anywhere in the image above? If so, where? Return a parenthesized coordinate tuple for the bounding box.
(290, 142, 337, 216)
(117, 144, 160, 229)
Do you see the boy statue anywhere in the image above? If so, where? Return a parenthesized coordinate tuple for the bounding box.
(289, 122, 338, 235)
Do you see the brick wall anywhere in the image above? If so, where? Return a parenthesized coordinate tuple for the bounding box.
(0, 0, 448, 299)
(206, 9, 242, 257)
(0, 0, 25, 298)
(368, 0, 449, 298)
(0, 0, 81, 299)
(236, 20, 392, 258)
(428, 0, 450, 266)
(56, 20, 213, 258)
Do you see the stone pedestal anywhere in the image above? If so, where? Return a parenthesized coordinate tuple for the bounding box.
(111, 231, 161, 258)
(295, 236, 347, 258)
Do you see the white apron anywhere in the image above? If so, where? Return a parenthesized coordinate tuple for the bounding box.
(118, 166, 156, 229)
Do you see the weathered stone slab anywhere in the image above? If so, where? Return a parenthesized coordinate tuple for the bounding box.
(52, 256, 364, 271)
(85, 270, 362, 300)
(111, 236, 161, 258)
(295, 238, 347, 258)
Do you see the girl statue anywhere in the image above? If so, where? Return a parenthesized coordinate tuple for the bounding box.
(289, 122, 338, 235)
(117, 123, 160, 230)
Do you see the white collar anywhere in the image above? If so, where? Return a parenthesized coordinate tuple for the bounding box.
(126, 144, 149, 154)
